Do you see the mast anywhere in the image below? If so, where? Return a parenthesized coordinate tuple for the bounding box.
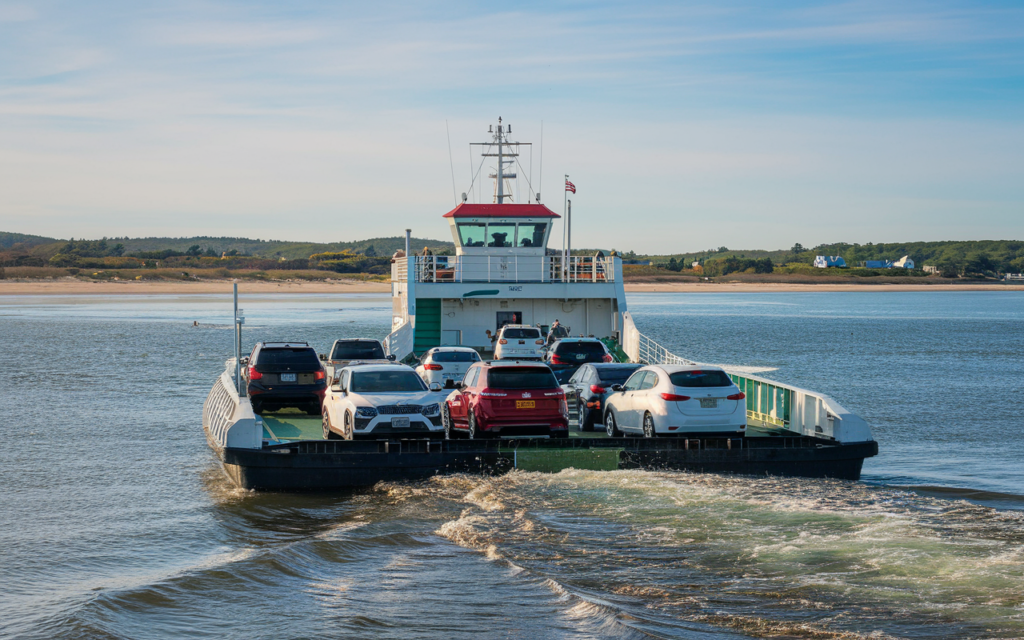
(473, 118, 527, 204)
(497, 117, 503, 203)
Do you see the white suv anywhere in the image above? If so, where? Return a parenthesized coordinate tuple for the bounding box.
(416, 346, 481, 387)
(494, 324, 545, 360)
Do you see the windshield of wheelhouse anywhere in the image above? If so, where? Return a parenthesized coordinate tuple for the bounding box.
(517, 223, 547, 248)
(457, 223, 487, 247)
(350, 371, 427, 393)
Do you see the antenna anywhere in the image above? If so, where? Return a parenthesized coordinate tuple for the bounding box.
(446, 120, 458, 205)
(538, 120, 543, 202)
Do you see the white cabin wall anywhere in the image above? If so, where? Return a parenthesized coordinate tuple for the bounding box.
(440, 297, 616, 348)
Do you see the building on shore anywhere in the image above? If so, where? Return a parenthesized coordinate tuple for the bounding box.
(813, 255, 847, 268)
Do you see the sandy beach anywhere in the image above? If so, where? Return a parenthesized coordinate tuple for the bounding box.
(1, 277, 1022, 296)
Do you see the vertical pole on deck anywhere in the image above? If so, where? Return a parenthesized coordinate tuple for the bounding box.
(562, 174, 568, 280)
(405, 229, 411, 260)
(567, 200, 572, 281)
(233, 283, 241, 395)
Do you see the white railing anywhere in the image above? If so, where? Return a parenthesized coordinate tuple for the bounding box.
(404, 255, 616, 284)
(620, 312, 873, 443)
(383, 321, 414, 362)
(202, 361, 262, 450)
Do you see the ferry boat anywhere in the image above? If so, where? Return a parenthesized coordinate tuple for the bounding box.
(204, 119, 878, 490)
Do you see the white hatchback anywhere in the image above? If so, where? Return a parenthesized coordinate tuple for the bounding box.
(494, 325, 545, 360)
(602, 365, 747, 438)
(415, 347, 481, 388)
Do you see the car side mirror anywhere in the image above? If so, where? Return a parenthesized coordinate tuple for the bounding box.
(330, 383, 342, 392)
(387, 354, 397, 361)
(239, 356, 249, 366)
(611, 384, 623, 392)
(428, 382, 443, 392)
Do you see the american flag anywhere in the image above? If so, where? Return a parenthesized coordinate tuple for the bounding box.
(565, 179, 576, 194)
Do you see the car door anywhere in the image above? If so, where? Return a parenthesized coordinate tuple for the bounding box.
(633, 370, 660, 426)
(451, 366, 477, 425)
(563, 366, 587, 426)
(616, 370, 648, 431)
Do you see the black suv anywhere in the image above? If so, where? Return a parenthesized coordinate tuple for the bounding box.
(242, 342, 326, 414)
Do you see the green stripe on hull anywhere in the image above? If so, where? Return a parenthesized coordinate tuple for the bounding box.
(511, 448, 623, 472)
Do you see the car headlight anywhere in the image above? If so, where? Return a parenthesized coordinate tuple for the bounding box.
(355, 406, 378, 418)
(421, 403, 441, 417)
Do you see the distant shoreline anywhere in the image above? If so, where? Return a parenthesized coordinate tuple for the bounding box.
(1, 278, 1022, 296)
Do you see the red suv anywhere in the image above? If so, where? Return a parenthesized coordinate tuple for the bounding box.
(443, 361, 569, 439)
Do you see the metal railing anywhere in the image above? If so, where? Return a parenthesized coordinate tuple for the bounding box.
(394, 255, 616, 284)
(203, 361, 262, 449)
(383, 321, 414, 362)
(620, 312, 873, 443)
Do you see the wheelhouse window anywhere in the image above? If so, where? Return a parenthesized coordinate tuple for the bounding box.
(517, 223, 547, 248)
(458, 223, 487, 247)
(485, 223, 517, 248)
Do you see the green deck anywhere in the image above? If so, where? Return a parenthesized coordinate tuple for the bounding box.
(261, 411, 323, 442)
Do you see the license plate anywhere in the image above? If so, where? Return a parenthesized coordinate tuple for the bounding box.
(700, 398, 718, 409)
(392, 417, 410, 428)
(516, 400, 535, 409)
(280, 373, 296, 382)
(576, 354, 586, 360)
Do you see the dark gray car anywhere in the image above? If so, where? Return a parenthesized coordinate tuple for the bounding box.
(562, 363, 643, 430)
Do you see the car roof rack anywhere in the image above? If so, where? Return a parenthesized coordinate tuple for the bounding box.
(259, 341, 311, 348)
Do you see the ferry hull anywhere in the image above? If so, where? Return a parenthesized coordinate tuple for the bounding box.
(217, 437, 878, 491)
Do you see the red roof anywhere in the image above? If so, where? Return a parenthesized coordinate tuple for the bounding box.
(442, 203, 560, 219)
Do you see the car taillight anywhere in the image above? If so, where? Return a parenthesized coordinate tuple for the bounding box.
(590, 385, 607, 394)
(602, 354, 614, 362)
(248, 366, 262, 380)
(550, 355, 569, 364)
(498, 339, 508, 345)
(424, 364, 443, 371)
(727, 392, 745, 400)
(479, 389, 508, 397)
(660, 393, 691, 401)
(314, 370, 325, 381)
(535, 339, 544, 345)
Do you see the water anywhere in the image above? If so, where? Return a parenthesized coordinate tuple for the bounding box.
(1, 291, 1022, 639)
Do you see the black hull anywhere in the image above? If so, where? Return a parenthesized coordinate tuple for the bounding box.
(218, 436, 878, 491)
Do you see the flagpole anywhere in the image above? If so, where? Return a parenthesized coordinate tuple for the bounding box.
(563, 174, 568, 279)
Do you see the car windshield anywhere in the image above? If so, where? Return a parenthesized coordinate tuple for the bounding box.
(597, 366, 642, 385)
(258, 349, 320, 368)
(501, 328, 540, 339)
(332, 341, 386, 360)
(350, 370, 427, 393)
(432, 351, 480, 363)
(669, 370, 733, 388)
(487, 367, 558, 389)
(555, 341, 606, 359)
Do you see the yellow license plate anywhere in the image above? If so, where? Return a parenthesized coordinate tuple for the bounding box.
(516, 400, 535, 409)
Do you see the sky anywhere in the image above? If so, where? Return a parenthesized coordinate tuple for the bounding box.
(1, 0, 1022, 254)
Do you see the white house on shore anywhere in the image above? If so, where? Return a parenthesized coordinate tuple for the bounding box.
(813, 255, 847, 268)
(893, 255, 915, 269)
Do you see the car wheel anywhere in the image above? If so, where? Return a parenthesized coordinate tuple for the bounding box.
(344, 410, 354, 440)
(468, 410, 481, 440)
(605, 411, 621, 437)
(251, 399, 263, 414)
(443, 403, 454, 440)
(323, 411, 339, 440)
(577, 399, 591, 432)
(643, 412, 656, 438)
